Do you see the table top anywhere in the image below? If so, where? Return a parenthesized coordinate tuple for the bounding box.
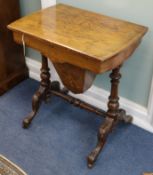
(8, 4, 148, 73)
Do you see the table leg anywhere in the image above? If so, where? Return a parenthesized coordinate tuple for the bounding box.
(87, 66, 122, 168)
(23, 55, 51, 128)
(118, 109, 133, 123)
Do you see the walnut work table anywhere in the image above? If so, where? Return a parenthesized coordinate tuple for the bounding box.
(8, 4, 148, 168)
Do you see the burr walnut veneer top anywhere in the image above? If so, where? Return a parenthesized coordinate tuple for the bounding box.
(8, 4, 147, 73)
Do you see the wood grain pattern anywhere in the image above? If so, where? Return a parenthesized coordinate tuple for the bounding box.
(22, 55, 51, 128)
(53, 63, 96, 93)
(8, 3, 147, 73)
(88, 66, 121, 168)
(7, 3, 148, 168)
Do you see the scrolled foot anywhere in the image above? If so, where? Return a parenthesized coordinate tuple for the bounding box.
(22, 86, 45, 129)
(123, 115, 133, 123)
(22, 111, 36, 129)
(118, 109, 133, 123)
(87, 118, 114, 168)
(87, 154, 95, 168)
(23, 118, 31, 129)
(87, 141, 105, 168)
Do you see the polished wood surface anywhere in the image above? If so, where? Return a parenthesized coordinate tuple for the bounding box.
(23, 55, 51, 128)
(53, 63, 96, 93)
(22, 56, 133, 167)
(0, 0, 28, 95)
(88, 66, 121, 167)
(8, 3, 147, 168)
(8, 3, 147, 73)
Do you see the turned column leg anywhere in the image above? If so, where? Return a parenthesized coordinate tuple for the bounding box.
(22, 55, 51, 128)
(87, 66, 121, 168)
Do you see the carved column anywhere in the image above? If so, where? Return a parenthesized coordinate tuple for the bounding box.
(87, 66, 121, 168)
(106, 66, 121, 120)
(22, 55, 51, 128)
